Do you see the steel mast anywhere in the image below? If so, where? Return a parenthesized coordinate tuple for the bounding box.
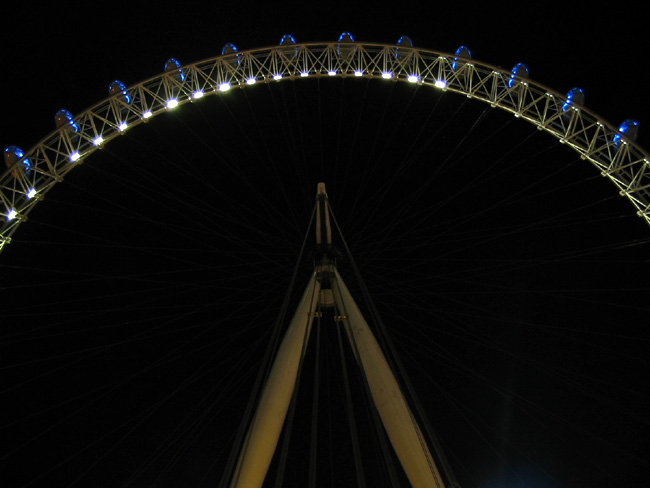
(229, 183, 446, 488)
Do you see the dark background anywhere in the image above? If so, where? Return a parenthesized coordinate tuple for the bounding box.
(1, 2, 649, 488)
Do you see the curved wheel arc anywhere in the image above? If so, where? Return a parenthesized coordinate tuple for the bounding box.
(1, 40, 648, 251)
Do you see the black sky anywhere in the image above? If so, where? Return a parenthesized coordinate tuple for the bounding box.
(1, 2, 649, 488)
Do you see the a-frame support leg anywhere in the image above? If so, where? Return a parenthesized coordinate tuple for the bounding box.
(230, 273, 321, 488)
(331, 268, 446, 488)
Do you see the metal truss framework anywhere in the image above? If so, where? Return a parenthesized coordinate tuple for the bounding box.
(2, 42, 649, 252)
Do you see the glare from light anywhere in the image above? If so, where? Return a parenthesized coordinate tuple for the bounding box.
(142, 110, 153, 119)
(246, 77, 256, 85)
(407, 75, 419, 83)
(382, 71, 393, 79)
(69, 151, 81, 162)
(328, 70, 337, 76)
(192, 90, 204, 99)
(6, 209, 17, 221)
(434, 80, 447, 89)
(273, 74, 282, 80)
(218, 82, 231, 92)
(27, 188, 37, 199)
(118, 122, 128, 132)
(354, 70, 363, 77)
(93, 136, 104, 146)
(166, 99, 178, 109)
(300, 71, 309, 77)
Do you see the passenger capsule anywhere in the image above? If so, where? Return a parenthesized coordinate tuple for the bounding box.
(221, 43, 240, 69)
(108, 80, 131, 104)
(562, 87, 585, 112)
(164, 58, 185, 82)
(337, 32, 356, 61)
(4, 146, 31, 177)
(452, 46, 472, 70)
(613, 119, 639, 145)
(279, 34, 297, 59)
(508, 63, 529, 88)
(55, 109, 79, 133)
(394, 35, 413, 63)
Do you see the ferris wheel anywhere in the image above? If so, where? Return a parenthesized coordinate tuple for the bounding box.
(1, 33, 649, 488)
(2, 33, 648, 248)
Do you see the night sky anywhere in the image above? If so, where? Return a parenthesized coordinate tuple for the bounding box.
(1, 3, 649, 488)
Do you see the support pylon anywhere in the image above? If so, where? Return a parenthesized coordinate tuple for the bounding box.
(229, 184, 446, 488)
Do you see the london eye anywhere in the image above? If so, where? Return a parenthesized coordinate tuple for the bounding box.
(1, 8, 649, 488)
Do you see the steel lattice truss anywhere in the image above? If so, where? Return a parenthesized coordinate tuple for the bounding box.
(2, 42, 649, 252)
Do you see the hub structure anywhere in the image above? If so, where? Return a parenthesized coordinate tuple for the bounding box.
(228, 183, 447, 488)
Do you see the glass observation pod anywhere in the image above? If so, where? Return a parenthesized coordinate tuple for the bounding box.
(395, 36, 415, 81)
(221, 43, 240, 72)
(4, 145, 31, 179)
(108, 80, 132, 134)
(613, 119, 640, 146)
(395, 35, 414, 61)
(108, 80, 131, 104)
(452, 45, 472, 70)
(163, 59, 184, 109)
(55, 109, 79, 133)
(279, 34, 297, 60)
(164, 58, 185, 83)
(562, 87, 585, 112)
(337, 32, 356, 65)
(55, 110, 81, 161)
(507, 63, 529, 88)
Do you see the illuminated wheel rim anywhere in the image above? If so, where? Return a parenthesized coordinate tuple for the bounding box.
(1, 36, 648, 488)
(2, 40, 649, 251)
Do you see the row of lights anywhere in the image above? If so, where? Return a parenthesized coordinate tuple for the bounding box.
(4, 34, 475, 223)
(93, 67, 444, 142)
(4, 66, 444, 222)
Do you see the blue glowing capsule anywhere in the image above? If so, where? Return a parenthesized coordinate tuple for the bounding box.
(164, 58, 185, 82)
(280, 34, 296, 45)
(55, 109, 79, 133)
(108, 80, 131, 104)
(279, 34, 297, 59)
(452, 46, 472, 70)
(397, 35, 413, 47)
(221, 43, 240, 68)
(508, 63, 529, 88)
(338, 32, 354, 43)
(613, 119, 639, 145)
(4, 146, 31, 177)
(337, 32, 356, 61)
(562, 87, 585, 112)
(221, 42, 238, 55)
(395, 35, 414, 61)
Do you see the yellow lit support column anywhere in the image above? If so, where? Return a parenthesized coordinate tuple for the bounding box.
(230, 274, 321, 488)
(331, 269, 446, 488)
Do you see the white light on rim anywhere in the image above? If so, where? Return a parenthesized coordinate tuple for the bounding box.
(407, 75, 419, 83)
(218, 82, 231, 92)
(93, 136, 104, 146)
(142, 111, 153, 119)
(27, 188, 37, 199)
(381, 71, 393, 79)
(192, 90, 204, 99)
(300, 71, 309, 77)
(118, 122, 128, 131)
(354, 70, 363, 77)
(246, 77, 256, 85)
(328, 70, 337, 76)
(6, 209, 17, 221)
(166, 99, 178, 109)
(434, 80, 447, 89)
(273, 74, 282, 80)
(69, 151, 81, 162)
